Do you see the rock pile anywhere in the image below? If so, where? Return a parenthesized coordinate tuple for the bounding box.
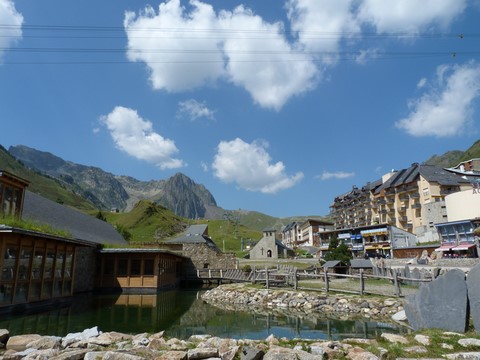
(201, 283, 403, 319)
(0, 326, 383, 360)
(2, 326, 480, 359)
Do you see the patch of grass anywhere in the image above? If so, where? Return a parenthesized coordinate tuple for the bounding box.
(0, 215, 72, 238)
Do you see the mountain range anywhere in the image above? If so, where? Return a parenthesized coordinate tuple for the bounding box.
(8, 145, 225, 220)
(4, 139, 477, 230)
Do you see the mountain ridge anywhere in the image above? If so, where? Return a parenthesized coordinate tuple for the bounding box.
(8, 144, 224, 220)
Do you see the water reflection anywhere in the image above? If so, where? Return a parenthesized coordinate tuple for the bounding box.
(0, 290, 407, 340)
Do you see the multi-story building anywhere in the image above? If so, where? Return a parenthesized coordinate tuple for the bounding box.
(330, 163, 471, 241)
(281, 219, 333, 248)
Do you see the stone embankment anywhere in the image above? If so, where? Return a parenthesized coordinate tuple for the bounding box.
(201, 283, 403, 319)
(2, 325, 480, 360)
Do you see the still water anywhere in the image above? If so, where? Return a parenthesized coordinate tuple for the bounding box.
(0, 289, 407, 340)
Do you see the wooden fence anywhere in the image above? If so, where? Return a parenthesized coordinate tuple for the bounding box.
(195, 264, 436, 297)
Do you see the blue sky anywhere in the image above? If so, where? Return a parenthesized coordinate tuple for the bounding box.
(1, 0, 480, 218)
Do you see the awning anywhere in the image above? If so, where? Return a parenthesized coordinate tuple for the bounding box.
(434, 244, 454, 252)
(452, 244, 476, 251)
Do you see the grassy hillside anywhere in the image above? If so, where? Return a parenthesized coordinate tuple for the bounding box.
(194, 219, 263, 256)
(457, 139, 480, 163)
(98, 201, 189, 244)
(0, 145, 96, 211)
(424, 139, 480, 168)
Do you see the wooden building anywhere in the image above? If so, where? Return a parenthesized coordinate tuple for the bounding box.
(95, 249, 185, 291)
(0, 170, 129, 312)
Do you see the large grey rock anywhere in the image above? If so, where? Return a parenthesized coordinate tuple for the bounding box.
(6, 334, 42, 351)
(0, 329, 9, 345)
(466, 263, 480, 334)
(240, 346, 264, 360)
(404, 269, 469, 332)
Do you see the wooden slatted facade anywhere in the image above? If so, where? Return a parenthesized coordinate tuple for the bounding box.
(95, 249, 185, 291)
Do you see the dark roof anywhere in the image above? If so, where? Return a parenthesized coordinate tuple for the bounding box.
(350, 259, 374, 269)
(164, 224, 220, 251)
(375, 163, 470, 194)
(22, 191, 127, 246)
(274, 240, 293, 251)
(323, 260, 341, 268)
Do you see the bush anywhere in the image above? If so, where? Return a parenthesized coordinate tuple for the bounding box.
(241, 264, 252, 273)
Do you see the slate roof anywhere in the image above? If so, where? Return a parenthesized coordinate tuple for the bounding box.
(323, 260, 341, 268)
(164, 224, 220, 251)
(22, 191, 127, 246)
(375, 163, 470, 194)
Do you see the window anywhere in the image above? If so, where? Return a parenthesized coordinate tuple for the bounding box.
(117, 259, 128, 276)
(130, 259, 141, 276)
(144, 259, 154, 276)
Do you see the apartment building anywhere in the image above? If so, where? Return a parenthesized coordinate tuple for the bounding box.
(330, 163, 471, 240)
(281, 219, 334, 248)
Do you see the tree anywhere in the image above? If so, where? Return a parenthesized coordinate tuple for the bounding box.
(96, 210, 107, 222)
(323, 237, 353, 265)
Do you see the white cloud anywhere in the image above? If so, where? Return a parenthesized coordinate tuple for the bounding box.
(417, 77, 427, 89)
(357, 0, 467, 34)
(318, 171, 355, 180)
(124, 0, 318, 110)
(286, 0, 360, 64)
(0, 0, 23, 61)
(212, 138, 303, 193)
(100, 106, 184, 169)
(354, 48, 380, 64)
(395, 62, 480, 137)
(177, 99, 215, 121)
(200, 161, 208, 172)
(124, 0, 469, 110)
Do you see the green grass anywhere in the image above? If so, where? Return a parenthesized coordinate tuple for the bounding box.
(0, 215, 72, 238)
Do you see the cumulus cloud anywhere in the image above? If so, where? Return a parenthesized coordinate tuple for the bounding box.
(357, 0, 467, 34)
(124, 0, 469, 110)
(0, 0, 23, 61)
(212, 138, 303, 193)
(100, 106, 184, 169)
(395, 62, 480, 137)
(318, 171, 355, 180)
(177, 99, 215, 121)
(124, 0, 318, 110)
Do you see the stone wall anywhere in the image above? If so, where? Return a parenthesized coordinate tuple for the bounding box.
(182, 244, 237, 274)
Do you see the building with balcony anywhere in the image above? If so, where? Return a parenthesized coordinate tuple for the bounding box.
(330, 163, 471, 242)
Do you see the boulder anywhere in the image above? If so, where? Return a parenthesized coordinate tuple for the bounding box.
(466, 263, 480, 334)
(404, 269, 469, 332)
(6, 334, 42, 351)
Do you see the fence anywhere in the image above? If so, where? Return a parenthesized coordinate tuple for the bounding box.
(194, 264, 437, 297)
(247, 265, 433, 297)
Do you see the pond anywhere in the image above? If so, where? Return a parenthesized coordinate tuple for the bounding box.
(0, 288, 407, 340)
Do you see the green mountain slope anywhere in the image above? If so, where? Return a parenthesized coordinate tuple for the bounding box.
(424, 139, 480, 168)
(0, 145, 96, 211)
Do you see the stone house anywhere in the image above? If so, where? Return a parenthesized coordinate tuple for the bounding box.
(162, 224, 237, 276)
(249, 228, 294, 259)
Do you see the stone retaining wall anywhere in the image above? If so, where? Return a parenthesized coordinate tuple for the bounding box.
(201, 283, 403, 320)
